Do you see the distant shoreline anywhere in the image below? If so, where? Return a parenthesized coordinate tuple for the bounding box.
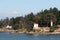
(0, 27, 60, 34)
(0, 30, 60, 35)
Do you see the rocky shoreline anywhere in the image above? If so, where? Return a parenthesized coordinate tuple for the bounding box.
(0, 30, 60, 35)
(0, 28, 60, 34)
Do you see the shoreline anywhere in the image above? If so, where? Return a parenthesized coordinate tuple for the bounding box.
(0, 28, 60, 35)
(0, 30, 60, 35)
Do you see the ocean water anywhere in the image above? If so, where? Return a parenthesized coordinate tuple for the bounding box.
(0, 32, 60, 40)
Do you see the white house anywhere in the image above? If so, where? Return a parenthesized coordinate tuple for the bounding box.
(6, 25, 12, 29)
(33, 23, 39, 29)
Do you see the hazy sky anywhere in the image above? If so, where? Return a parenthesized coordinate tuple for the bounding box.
(0, 0, 60, 19)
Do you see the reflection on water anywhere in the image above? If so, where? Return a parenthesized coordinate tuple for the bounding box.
(33, 34, 39, 36)
(0, 32, 60, 40)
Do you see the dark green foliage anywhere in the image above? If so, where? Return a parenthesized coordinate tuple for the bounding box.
(9, 17, 15, 26)
(0, 7, 60, 31)
(0, 20, 3, 28)
(14, 16, 23, 24)
(49, 26, 55, 32)
(12, 24, 20, 30)
(24, 12, 35, 31)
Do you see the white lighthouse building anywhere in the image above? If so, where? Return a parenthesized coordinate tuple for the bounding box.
(33, 23, 39, 29)
(51, 20, 53, 27)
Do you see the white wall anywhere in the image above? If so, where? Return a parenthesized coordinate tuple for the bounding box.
(33, 23, 38, 29)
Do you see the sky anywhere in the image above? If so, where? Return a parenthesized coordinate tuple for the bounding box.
(0, 0, 60, 19)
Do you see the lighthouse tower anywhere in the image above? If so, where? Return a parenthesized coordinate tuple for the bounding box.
(51, 20, 53, 27)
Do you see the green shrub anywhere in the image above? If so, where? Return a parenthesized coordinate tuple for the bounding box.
(12, 24, 20, 30)
(49, 26, 55, 32)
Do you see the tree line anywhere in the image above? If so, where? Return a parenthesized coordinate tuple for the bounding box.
(0, 7, 60, 31)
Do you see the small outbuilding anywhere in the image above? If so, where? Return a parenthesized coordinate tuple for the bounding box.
(6, 25, 12, 29)
(33, 23, 39, 30)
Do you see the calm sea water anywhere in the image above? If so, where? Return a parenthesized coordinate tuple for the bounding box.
(0, 32, 60, 40)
